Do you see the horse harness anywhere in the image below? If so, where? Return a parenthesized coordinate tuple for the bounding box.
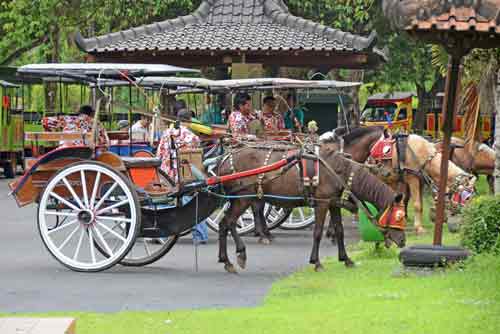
(369, 134, 471, 197)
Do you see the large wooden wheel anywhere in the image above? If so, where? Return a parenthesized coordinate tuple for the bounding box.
(37, 161, 141, 272)
(205, 203, 314, 234)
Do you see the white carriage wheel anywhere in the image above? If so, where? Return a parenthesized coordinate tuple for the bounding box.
(279, 207, 316, 230)
(120, 235, 179, 267)
(205, 201, 257, 235)
(37, 161, 140, 272)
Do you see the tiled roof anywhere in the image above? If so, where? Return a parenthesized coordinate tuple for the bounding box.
(76, 0, 377, 54)
(409, 6, 500, 33)
(383, 0, 500, 33)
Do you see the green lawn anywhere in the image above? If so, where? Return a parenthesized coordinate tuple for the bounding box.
(1, 177, 498, 334)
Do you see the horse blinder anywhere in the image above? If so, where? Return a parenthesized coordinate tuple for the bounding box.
(377, 204, 406, 230)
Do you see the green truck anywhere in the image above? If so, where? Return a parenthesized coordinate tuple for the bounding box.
(0, 80, 24, 178)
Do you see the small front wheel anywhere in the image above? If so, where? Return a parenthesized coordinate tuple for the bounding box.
(37, 161, 141, 272)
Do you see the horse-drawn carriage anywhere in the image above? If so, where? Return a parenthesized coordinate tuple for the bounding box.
(7, 63, 411, 273)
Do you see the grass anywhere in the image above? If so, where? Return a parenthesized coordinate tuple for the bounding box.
(1, 177, 497, 333)
(4, 231, 498, 334)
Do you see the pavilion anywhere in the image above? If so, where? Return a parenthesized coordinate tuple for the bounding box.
(75, 0, 384, 70)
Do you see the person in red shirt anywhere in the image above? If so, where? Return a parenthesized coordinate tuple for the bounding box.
(228, 92, 256, 136)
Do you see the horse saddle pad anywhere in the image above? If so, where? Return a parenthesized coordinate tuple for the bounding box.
(370, 137, 394, 161)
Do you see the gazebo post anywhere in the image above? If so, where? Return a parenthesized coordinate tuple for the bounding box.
(434, 54, 463, 245)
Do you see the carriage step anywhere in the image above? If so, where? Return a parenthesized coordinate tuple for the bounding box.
(0, 318, 76, 334)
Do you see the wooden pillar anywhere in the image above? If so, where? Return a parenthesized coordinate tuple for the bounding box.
(434, 55, 463, 245)
(215, 65, 230, 116)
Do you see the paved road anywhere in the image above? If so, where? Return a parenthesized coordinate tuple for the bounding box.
(0, 178, 358, 312)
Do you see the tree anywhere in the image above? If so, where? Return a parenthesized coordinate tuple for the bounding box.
(370, 35, 441, 132)
(286, 0, 377, 126)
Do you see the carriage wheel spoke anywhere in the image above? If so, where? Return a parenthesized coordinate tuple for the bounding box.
(62, 177, 84, 209)
(93, 225, 113, 257)
(73, 227, 85, 261)
(88, 228, 97, 264)
(48, 219, 78, 235)
(44, 211, 78, 218)
(96, 221, 127, 243)
(50, 192, 80, 211)
(299, 208, 306, 222)
(97, 199, 129, 215)
(80, 170, 90, 208)
(90, 172, 101, 209)
(94, 182, 118, 211)
(57, 224, 80, 251)
(96, 216, 132, 223)
(143, 239, 152, 256)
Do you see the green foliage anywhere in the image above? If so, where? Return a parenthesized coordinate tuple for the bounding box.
(462, 196, 500, 255)
(286, 0, 376, 33)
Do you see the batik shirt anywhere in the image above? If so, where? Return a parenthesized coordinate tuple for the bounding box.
(156, 125, 201, 181)
(42, 115, 108, 146)
(228, 110, 256, 136)
(261, 111, 285, 132)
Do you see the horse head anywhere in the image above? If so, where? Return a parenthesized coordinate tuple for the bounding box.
(449, 173, 476, 209)
(377, 193, 406, 248)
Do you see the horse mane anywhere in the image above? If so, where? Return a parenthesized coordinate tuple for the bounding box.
(332, 154, 396, 210)
(321, 126, 384, 144)
(342, 126, 384, 145)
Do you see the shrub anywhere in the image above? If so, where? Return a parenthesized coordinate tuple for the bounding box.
(461, 195, 500, 255)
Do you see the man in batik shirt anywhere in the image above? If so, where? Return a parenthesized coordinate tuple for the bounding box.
(42, 105, 108, 147)
(156, 109, 201, 182)
(228, 92, 257, 136)
(260, 96, 285, 132)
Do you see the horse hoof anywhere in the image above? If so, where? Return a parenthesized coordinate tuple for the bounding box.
(258, 237, 272, 245)
(314, 264, 325, 272)
(224, 263, 238, 274)
(237, 255, 247, 269)
(344, 259, 355, 268)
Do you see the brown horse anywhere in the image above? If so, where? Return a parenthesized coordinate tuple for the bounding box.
(323, 127, 475, 234)
(436, 137, 495, 193)
(216, 143, 407, 273)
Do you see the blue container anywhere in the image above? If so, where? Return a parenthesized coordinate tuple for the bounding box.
(109, 144, 153, 157)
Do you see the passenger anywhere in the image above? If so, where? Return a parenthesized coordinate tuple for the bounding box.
(42, 105, 108, 147)
(228, 92, 257, 137)
(284, 93, 304, 132)
(260, 96, 285, 132)
(131, 115, 150, 142)
(156, 109, 201, 182)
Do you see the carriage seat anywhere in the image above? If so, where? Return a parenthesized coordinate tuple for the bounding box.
(121, 157, 161, 168)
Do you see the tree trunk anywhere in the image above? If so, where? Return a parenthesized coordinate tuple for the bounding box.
(494, 69, 500, 194)
(44, 28, 60, 114)
(415, 85, 431, 134)
(345, 70, 364, 127)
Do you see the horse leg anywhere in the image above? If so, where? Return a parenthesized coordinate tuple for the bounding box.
(219, 199, 251, 273)
(407, 175, 425, 235)
(326, 214, 336, 244)
(252, 201, 273, 244)
(228, 222, 248, 270)
(309, 206, 329, 272)
(487, 174, 494, 194)
(330, 206, 354, 267)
